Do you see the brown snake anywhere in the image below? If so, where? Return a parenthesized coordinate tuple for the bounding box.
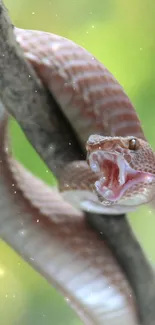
(0, 23, 155, 325)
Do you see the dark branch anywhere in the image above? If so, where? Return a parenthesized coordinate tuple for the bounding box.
(87, 213, 155, 325)
(0, 0, 83, 178)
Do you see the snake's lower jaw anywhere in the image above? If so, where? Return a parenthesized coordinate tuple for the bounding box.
(61, 188, 135, 215)
(80, 199, 136, 215)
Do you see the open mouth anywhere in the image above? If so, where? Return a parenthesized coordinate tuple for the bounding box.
(87, 150, 154, 203)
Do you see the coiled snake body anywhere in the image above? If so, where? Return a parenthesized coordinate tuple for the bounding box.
(0, 27, 155, 325)
(14, 28, 155, 215)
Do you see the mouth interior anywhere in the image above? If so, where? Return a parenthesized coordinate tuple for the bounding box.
(88, 150, 154, 203)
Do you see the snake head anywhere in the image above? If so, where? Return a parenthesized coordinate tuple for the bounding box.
(86, 134, 155, 208)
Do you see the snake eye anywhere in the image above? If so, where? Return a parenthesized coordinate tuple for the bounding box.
(128, 138, 139, 150)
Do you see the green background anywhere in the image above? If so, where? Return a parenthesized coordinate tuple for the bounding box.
(1, 0, 155, 324)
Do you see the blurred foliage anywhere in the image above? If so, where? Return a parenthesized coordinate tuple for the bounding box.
(1, 0, 155, 324)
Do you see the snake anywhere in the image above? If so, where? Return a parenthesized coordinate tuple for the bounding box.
(14, 28, 155, 215)
(0, 26, 155, 325)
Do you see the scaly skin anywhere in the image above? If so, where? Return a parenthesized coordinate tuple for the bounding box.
(0, 26, 155, 325)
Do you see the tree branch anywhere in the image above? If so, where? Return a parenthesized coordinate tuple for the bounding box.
(87, 213, 155, 325)
(0, 0, 83, 178)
